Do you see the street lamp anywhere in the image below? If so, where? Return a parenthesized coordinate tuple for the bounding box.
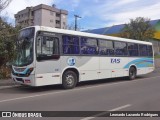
(74, 14, 81, 31)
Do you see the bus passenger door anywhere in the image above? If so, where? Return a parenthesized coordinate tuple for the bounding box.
(35, 34, 61, 86)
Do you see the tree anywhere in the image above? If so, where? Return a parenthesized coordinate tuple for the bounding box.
(0, 17, 20, 78)
(0, 0, 12, 12)
(120, 17, 155, 41)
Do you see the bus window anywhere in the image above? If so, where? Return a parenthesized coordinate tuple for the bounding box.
(36, 36, 59, 61)
(81, 37, 98, 55)
(114, 41, 128, 56)
(99, 40, 114, 56)
(139, 44, 148, 56)
(128, 43, 138, 56)
(62, 35, 80, 54)
(147, 45, 153, 57)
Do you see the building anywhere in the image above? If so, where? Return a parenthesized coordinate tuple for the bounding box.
(14, 4, 68, 29)
(85, 19, 160, 54)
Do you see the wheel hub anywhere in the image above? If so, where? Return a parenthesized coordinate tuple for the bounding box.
(66, 75, 74, 85)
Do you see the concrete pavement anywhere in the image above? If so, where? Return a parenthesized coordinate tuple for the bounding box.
(0, 69, 160, 120)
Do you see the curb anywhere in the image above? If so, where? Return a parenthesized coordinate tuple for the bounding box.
(0, 85, 20, 90)
(0, 79, 20, 89)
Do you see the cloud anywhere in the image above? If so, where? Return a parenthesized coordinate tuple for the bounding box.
(78, 0, 160, 28)
(1, 0, 53, 21)
(101, 1, 160, 26)
(114, 0, 139, 6)
(54, 0, 80, 12)
(1, 0, 160, 28)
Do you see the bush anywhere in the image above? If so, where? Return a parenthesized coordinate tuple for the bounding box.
(0, 65, 11, 79)
(0, 18, 20, 79)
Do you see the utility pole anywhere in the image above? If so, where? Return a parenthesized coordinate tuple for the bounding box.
(74, 14, 81, 31)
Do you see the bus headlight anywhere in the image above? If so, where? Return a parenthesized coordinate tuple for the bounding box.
(26, 68, 34, 77)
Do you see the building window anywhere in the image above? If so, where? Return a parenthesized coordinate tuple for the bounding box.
(62, 35, 80, 54)
(81, 37, 98, 55)
(56, 20, 60, 24)
(56, 13, 60, 17)
(31, 11, 34, 16)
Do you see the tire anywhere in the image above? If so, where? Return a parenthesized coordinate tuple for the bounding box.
(62, 71, 77, 89)
(128, 67, 137, 80)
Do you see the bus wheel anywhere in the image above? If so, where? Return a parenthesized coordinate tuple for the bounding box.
(62, 71, 77, 89)
(128, 67, 137, 80)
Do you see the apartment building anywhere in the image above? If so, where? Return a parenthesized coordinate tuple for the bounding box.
(14, 4, 68, 29)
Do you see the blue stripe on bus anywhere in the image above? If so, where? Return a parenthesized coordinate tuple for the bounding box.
(14, 68, 29, 74)
(123, 58, 154, 69)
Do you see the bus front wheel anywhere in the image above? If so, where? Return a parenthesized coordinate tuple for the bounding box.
(128, 67, 137, 80)
(62, 71, 77, 89)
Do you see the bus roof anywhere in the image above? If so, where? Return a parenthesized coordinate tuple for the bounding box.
(26, 26, 152, 45)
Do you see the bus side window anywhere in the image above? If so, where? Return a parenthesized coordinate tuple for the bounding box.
(139, 44, 148, 56)
(114, 41, 127, 56)
(36, 35, 59, 61)
(147, 45, 153, 57)
(128, 43, 138, 56)
(37, 36, 42, 55)
(62, 35, 80, 54)
(99, 39, 114, 56)
(81, 37, 98, 55)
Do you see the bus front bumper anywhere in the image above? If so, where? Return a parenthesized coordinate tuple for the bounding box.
(11, 74, 35, 86)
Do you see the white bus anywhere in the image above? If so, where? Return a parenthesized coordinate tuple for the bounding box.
(11, 26, 154, 89)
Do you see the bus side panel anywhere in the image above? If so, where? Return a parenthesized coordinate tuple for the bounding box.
(125, 57, 154, 75)
(99, 57, 129, 79)
(78, 57, 99, 81)
(60, 56, 99, 81)
(35, 60, 61, 86)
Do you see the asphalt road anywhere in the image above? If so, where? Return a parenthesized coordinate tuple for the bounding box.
(0, 68, 160, 120)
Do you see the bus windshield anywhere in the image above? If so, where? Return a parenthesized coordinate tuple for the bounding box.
(13, 28, 35, 67)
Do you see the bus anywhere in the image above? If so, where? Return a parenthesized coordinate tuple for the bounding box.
(11, 26, 154, 89)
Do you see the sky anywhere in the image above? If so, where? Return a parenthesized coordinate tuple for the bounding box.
(1, 0, 160, 30)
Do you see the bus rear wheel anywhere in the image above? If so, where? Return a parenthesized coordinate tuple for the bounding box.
(62, 71, 77, 89)
(128, 67, 137, 80)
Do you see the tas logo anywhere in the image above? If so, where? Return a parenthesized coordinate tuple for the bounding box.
(111, 58, 121, 63)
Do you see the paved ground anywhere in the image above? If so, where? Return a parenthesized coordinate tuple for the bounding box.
(0, 59, 160, 120)
(155, 58, 160, 68)
(0, 68, 160, 120)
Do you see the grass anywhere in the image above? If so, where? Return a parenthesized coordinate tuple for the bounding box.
(154, 55, 160, 59)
